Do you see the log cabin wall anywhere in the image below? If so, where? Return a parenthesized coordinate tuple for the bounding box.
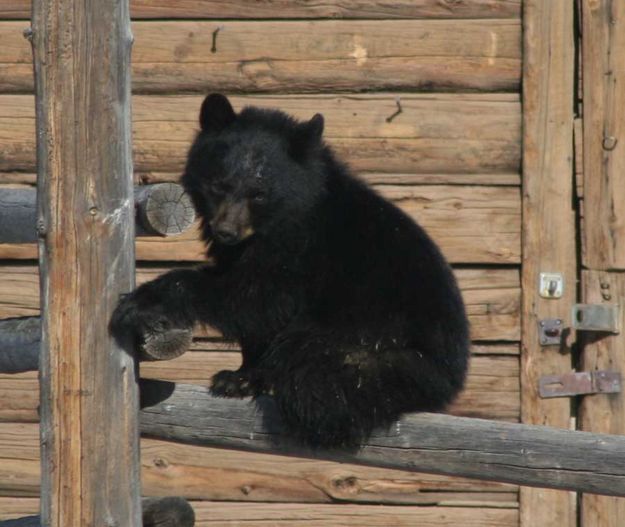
(0, 1, 524, 525)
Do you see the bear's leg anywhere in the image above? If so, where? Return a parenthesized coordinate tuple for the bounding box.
(259, 328, 463, 449)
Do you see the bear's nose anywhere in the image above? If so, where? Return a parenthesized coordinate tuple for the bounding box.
(214, 226, 239, 245)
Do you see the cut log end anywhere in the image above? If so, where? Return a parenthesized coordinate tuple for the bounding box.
(138, 183, 196, 237)
(140, 327, 193, 361)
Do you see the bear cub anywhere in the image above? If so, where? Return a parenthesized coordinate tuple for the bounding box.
(111, 94, 470, 448)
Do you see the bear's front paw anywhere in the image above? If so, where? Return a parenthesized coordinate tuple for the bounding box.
(109, 292, 192, 359)
(211, 369, 255, 398)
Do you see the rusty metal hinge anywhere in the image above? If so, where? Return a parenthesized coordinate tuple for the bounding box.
(539, 371, 622, 398)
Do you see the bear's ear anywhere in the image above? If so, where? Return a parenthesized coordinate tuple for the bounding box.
(199, 93, 236, 132)
(290, 114, 324, 159)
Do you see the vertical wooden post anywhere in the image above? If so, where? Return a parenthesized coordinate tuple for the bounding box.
(579, 1, 625, 526)
(521, 1, 577, 526)
(31, 0, 141, 526)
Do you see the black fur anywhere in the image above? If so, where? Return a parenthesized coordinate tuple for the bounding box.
(110, 94, 470, 449)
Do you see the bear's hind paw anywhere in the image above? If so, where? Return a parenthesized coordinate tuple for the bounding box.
(210, 369, 254, 398)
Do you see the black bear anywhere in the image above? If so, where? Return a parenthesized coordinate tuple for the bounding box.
(111, 94, 470, 448)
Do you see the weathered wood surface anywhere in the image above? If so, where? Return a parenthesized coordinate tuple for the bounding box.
(0, 501, 518, 527)
(582, 0, 625, 270)
(0, 352, 520, 423)
(135, 381, 625, 497)
(579, 271, 625, 525)
(0, 265, 521, 341)
(0, 94, 521, 175)
(521, 1, 577, 526)
(0, 317, 38, 373)
(0, 184, 521, 264)
(0, 497, 195, 527)
(32, 0, 141, 525)
(0, 422, 517, 505)
(0, 184, 195, 242)
(0, 0, 522, 20)
(0, 20, 520, 93)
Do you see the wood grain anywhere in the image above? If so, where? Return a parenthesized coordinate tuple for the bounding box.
(582, 0, 625, 270)
(521, 1, 577, 526)
(1, 19, 520, 93)
(136, 383, 625, 497)
(0, 422, 516, 505)
(0, 265, 521, 341)
(31, 0, 141, 525)
(0, 93, 521, 174)
(578, 271, 625, 527)
(0, 0, 522, 20)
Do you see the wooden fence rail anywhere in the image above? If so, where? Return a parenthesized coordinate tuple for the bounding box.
(1, 323, 624, 500)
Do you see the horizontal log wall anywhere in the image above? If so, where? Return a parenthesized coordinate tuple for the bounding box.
(0, 20, 521, 93)
(0, 94, 521, 173)
(0, 2, 524, 525)
(0, 499, 518, 526)
(0, 1, 522, 20)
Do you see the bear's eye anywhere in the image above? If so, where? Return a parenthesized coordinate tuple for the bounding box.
(250, 191, 266, 204)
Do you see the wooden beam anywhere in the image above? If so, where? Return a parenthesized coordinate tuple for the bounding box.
(578, 2, 625, 525)
(0, 184, 195, 243)
(0, 422, 517, 505)
(581, 0, 625, 270)
(0, 1, 522, 20)
(137, 380, 625, 497)
(0, 93, 522, 175)
(521, 0, 577, 526)
(579, 272, 625, 525)
(2, 19, 521, 94)
(0, 317, 38, 373)
(31, 0, 141, 525)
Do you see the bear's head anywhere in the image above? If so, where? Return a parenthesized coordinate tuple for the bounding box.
(182, 94, 327, 246)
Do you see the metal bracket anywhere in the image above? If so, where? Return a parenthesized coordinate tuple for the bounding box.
(538, 318, 563, 346)
(539, 272, 564, 299)
(539, 371, 622, 398)
(571, 304, 621, 333)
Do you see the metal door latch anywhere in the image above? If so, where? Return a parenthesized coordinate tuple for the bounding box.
(571, 304, 620, 333)
(539, 371, 622, 398)
(538, 318, 563, 346)
(539, 272, 564, 299)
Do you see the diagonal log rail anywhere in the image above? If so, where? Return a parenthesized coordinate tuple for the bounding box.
(137, 381, 625, 498)
(2, 329, 625, 496)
